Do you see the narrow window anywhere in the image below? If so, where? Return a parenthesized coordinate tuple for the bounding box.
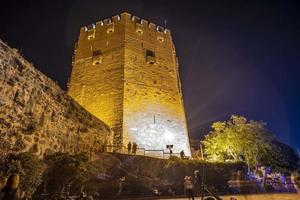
(92, 50, 102, 65)
(107, 28, 114, 34)
(146, 50, 155, 57)
(93, 50, 101, 57)
(136, 29, 143, 34)
(157, 36, 164, 42)
(88, 34, 95, 40)
(146, 50, 155, 64)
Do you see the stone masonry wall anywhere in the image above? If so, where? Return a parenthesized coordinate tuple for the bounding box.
(68, 15, 125, 146)
(123, 13, 191, 156)
(0, 39, 113, 157)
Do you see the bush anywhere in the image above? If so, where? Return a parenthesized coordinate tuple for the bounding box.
(0, 152, 44, 197)
(39, 152, 99, 197)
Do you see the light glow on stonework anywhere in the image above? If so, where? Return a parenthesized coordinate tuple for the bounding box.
(163, 129, 174, 141)
(124, 107, 191, 157)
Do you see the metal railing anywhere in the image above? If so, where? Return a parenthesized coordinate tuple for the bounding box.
(102, 145, 182, 159)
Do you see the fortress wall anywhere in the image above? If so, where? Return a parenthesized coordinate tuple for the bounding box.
(0, 40, 113, 157)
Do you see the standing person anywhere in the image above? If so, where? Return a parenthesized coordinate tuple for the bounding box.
(127, 142, 132, 154)
(132, 142, 137, 155)
(0, 174, 21, 200)
(184, 176, 194, 200)
(180, 150, 185, 159)
(194, 170, 201, 196)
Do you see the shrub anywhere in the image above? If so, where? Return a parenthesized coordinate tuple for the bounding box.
(39, 152, 99, 196)
(0, 152, 44, 197)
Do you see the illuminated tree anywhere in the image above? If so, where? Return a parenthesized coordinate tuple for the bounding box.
(202, 115, 273, 172)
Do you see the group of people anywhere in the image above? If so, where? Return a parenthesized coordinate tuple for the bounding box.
(127, 142, 138, 155)
(184, 170, 203, 200)
(184, 176, 195, 200)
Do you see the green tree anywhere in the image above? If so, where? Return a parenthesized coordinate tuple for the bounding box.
(202, 115, 273, 172)
(261, 140, 299, 174)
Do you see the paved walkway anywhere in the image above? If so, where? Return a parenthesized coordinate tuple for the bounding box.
(158, 193, 300, 200)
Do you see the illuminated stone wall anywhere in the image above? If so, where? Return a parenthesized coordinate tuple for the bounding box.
(68, 15, 125, 146)
(68, 12, 191, 156)
(0, 40, 113, 157)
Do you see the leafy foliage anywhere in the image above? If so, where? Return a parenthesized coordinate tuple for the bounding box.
(40, 152, 99, 196)
(0, 152, 44, 197)
(202, 115, 273, 171)
(202, 115, 300, 174)
(261, 140, 299, 174)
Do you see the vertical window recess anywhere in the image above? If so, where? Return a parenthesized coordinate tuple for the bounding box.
(146, 50, 155, 64)
(92, 50, 102, 65)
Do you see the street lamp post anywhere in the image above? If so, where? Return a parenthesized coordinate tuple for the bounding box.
(198, 143, 223, 200)
(200, 143, 205, 200)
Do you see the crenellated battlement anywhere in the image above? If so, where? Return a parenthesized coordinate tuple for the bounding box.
(81, 12, 171, 35)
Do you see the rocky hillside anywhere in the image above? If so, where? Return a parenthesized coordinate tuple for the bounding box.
(0, 40, 113, 156)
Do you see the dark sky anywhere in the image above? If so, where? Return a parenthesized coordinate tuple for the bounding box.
(1, 0, 299, 150)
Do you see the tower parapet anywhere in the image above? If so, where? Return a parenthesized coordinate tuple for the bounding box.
(80, 13, 171, 44)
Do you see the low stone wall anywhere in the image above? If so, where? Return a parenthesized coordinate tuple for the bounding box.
(0, 39, 113, 157)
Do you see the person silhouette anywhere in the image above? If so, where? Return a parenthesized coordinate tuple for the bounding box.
(132, 142, 138, 155)
(127, 142, 132, 154)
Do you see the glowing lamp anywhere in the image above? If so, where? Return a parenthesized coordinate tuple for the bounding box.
(164, 129, 174, 141)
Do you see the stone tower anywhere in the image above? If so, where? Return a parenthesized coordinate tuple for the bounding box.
(68, 12, 191, 157)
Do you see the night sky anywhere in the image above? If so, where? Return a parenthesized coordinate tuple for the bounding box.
(1, 0, 299, 150)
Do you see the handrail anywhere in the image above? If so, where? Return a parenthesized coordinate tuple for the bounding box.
(103, 145, 183, 159)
